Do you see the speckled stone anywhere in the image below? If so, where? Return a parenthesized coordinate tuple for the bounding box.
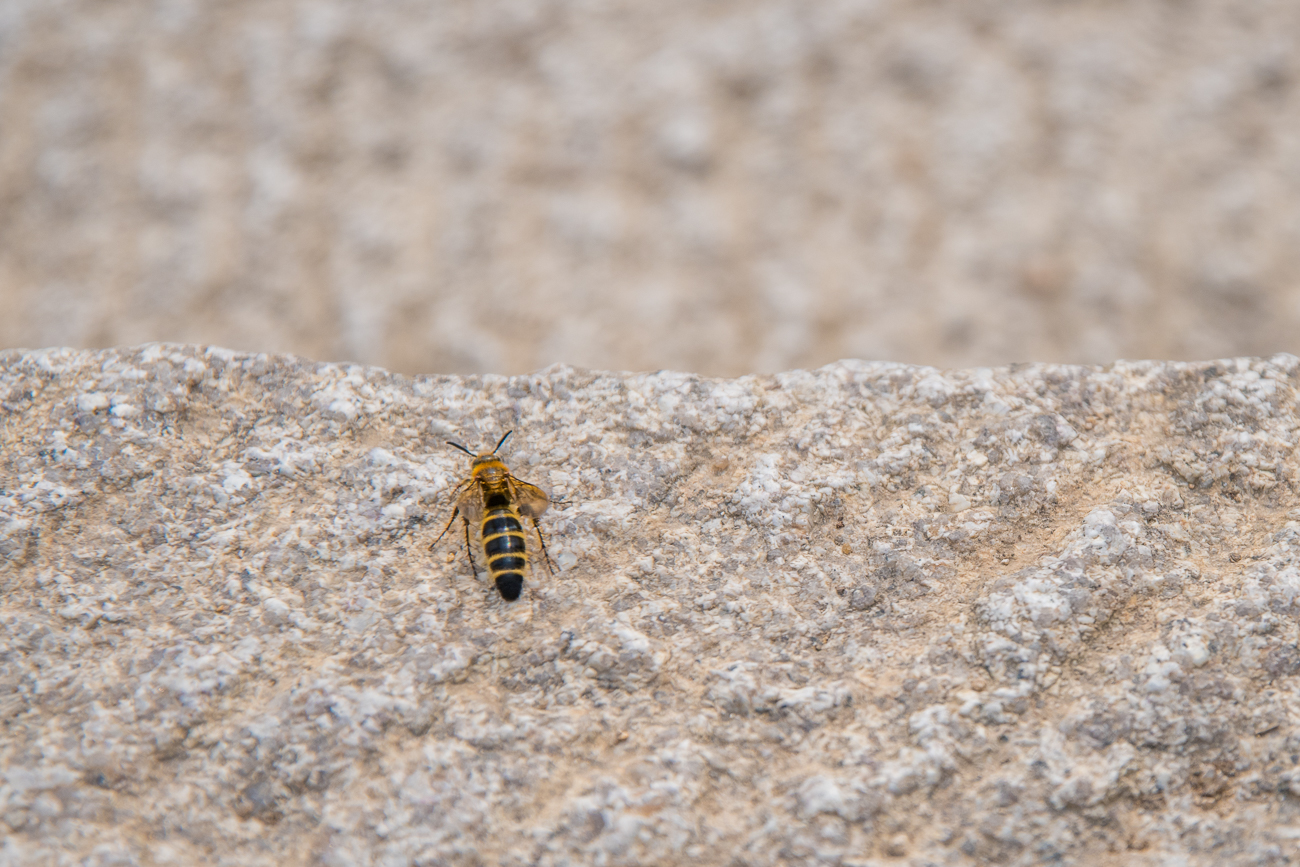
(3, 345, 1300, 866)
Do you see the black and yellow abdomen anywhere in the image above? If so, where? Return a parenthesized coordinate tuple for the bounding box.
(481, 493, 529, 601)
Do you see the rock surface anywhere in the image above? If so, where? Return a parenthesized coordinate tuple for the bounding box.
(3, 345, 1300, 866)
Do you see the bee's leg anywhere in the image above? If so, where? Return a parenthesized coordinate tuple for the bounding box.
(461, 517, 480, 580)
(430, 505, 461, 551)
(529, 516, 558, 576)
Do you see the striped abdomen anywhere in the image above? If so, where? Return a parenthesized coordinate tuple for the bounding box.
(481, 498, 528, 601)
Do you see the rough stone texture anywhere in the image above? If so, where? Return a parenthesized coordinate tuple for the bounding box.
(3, 2, 1300, 375)
(4, 345, 1300, 865)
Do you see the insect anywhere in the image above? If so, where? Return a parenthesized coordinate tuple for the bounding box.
(431, 431, 555, 601)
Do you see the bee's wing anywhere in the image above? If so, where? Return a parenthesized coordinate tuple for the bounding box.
(509, 478, 550, 519)
(456, 480, 486, 525)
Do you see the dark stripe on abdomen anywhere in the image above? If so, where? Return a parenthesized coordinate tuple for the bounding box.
(489, 555, 526, 572)
(484, 534, 525, 556)
(483, 513, 523, 536)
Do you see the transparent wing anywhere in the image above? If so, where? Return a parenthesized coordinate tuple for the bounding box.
(456, 481, 486, 525)
(509, 478, 550, 519)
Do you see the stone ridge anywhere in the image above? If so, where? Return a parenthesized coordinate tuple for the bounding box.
(2, 344, 1300, 865)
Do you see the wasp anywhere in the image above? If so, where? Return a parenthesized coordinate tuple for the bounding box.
(431, 431, 555, 601)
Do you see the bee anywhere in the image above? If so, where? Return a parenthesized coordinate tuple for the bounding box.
(431, 431, 555, 601)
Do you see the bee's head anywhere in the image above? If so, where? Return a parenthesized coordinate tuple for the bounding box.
(470, 453, 508, 476)
(447, 431, 513, 477)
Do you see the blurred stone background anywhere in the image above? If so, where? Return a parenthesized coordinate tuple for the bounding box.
(1, 0, 1298, 377)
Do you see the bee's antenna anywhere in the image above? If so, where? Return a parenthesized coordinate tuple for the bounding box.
(446, 441, 476, 457)
(493, 431, 513, 454)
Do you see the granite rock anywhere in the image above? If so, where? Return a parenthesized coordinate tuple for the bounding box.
(3, 345, 1300, 865)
